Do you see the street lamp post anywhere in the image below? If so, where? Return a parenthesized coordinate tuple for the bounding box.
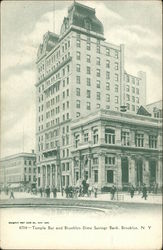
(79, 149, 82, 179)
(57, 145, 63, 196)
(116, 165, 119, 201)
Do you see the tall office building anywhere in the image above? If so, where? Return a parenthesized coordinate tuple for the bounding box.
(36, 2, 147, 189)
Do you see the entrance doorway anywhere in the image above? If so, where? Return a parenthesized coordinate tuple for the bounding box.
(121, 157, 129, 184)
(136, 159, 143, 185)
(149, 160, 156, 184)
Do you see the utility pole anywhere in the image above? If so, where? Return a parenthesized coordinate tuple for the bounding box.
(53, 1, 55, 33)
(79, 150, 82, 179)
(22, 126, 24, 153)
(56, 120, 63, 196)
(57, 144, 63, 196)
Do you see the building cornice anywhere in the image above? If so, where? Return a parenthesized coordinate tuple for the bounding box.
(0, 153, 36, 162)
(71, 109, 162, 130)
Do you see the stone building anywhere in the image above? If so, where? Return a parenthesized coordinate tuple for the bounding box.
(0, 152, 36, 189)
(35, 2, 158, 190)
(71, 110, 162, 190)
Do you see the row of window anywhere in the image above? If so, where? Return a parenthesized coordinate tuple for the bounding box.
(45, 82, 60, 99)
(45, 128, 60, 140)
(126, 94, 139, 102)
(24, 160, 36, 166)
(45, 39, 70, 68)
(74, 129, 158, 149)
(76, 65, 119, 81)
(76, 52, 119, 70)
(44, 52, 71, 78)
(76, 76, 111, 89)
(125, 74, 139, 85)
(24, 175, 36, 182)
(45, 99, 69, 113)
(45, 112, 70, 125)
(24, 167, 36, 173)
(126, 86, 140, 94)
(76, 77, 118, 94)
(45, 117, 60, 129)
(76, 34, 119, 59)
(75, 95, 117, 109)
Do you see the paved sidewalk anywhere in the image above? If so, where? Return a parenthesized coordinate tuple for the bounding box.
(0, 191, 162, 205)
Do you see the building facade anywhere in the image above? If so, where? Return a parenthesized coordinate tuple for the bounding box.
(0, 152, 36, 189)
(35, 2, 159, 190)
(146, 100, 162, 119)
(71, 110, 162, 190)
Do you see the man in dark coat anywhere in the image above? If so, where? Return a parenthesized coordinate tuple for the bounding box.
(111, 185, 116, 200)
(130, 185, 135, 198)
(39, 187, 43, 197)
(9, 189, 15, 199)
(52, 186, 57, 198)
(65, 186, 69, 198)
(45, 186, 50, 198)
(142, 184, 147, 200)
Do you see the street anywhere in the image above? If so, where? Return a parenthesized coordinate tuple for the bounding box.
(0, 191, 162, 250)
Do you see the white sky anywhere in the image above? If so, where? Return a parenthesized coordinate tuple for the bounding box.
(1, 0, 162, 157)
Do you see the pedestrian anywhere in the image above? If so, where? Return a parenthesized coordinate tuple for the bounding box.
(65, 186, 69, 198)
(52, 186, 57, 198)
(111, 185, 116, 200)
(79, 185, 82, 197)
(88, 185, 92, 197)
(45, 186, 50, 198)
(94, 186, 98, 198)
(142, 184, 148, 200)
(9, 189, 15, 199)
(130, 185, 135, 198)
(47, 186, 50, 198)
(69, 186, 73, 198)
(39, 187, 43, 197)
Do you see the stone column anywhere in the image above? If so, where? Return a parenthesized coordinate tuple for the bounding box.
(42, 165, 46, 188)
(99, 124, 105, 144)
(130, 129, 135, 147)
(157, 157, 162, 188)
(128, 156, 136, 186)
(39, 166, 43, 188)
(51, 164, 54, 187)
(116, 154, 122, 189)
(158, 133, 162, 149)
(47, 165, 50, 186)
(144, 132, 149, 148)
(115, 126, 121, 146)
(49, 165, 51, 186)
(80, 155, 84, 180)
(72, 157, 76, 185)
(88, 155, 92, 179)
(143, 158, 150, 187)
(45, 165, 48, 187)
(56, 163, 60, 190)
(98, 152, 105, 189)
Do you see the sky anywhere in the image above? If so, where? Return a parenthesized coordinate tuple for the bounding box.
(1, 0, 162, 158)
